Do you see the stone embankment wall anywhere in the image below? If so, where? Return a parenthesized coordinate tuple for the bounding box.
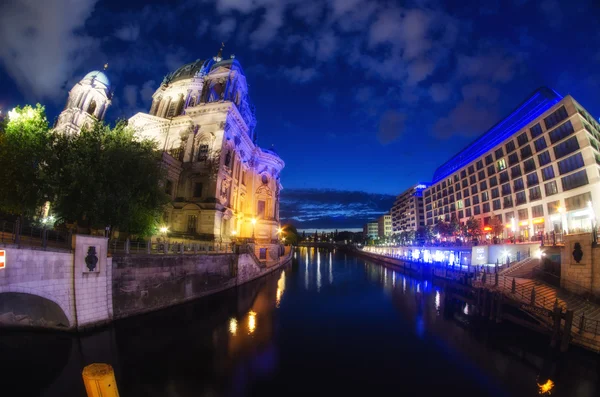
(561, 233, 600, 294)
(0, 240, 292, 330)
(111, 250, 291, 319)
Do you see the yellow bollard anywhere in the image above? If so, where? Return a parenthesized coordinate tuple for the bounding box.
(82, 363, 120, 397)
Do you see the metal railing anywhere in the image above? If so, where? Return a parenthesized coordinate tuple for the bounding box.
(0, 219, 71, 250)
(108, 239, 237, 255)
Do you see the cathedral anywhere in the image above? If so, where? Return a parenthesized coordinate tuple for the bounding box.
(54, 49, 285, 254)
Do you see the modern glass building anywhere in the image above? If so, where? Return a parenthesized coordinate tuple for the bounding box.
(391, 183, 430, 233)
(424, 87, 600, 240)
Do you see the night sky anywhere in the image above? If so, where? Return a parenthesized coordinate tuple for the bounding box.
(1, 0, 600, 230)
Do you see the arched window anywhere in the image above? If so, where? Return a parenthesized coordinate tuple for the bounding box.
(175, 94, 184, 115)
(87, 100, 97, 116)
(150, 98, 161, 115)
(166, 101, 178, 118)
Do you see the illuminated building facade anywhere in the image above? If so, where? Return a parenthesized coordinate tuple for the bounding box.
(424, 87, 600, 240)
(54, 70, 112, 136)
(127, 49, 284, 248)
(55, 50, 285, 254)
(391, 184, 429, 233)
(363, 222, 379, 239)
(377, 214, 392, 238)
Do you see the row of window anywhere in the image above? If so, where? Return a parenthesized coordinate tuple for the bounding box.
(427, 169, 589, 220)
(427, 106, 575, 197)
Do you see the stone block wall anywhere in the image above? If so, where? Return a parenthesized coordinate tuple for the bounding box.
(72, 235, 113, 330)
(561, 233, 600, 294)
(111, 253, 238, 319)
(0, 245, 74, 328)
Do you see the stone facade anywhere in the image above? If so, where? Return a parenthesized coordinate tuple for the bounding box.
(72, 235, 113, 329)
(561, 233, 600, 294)
(54, 70, 112, 136)
(127, 53, 285, 251)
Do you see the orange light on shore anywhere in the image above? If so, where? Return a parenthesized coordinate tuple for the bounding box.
(0, 250, 5, 269)
(483, 226, 492, 232)
(537, 379, 554, 395)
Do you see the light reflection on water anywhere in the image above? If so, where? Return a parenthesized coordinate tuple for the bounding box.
(2, 247, 598, 397)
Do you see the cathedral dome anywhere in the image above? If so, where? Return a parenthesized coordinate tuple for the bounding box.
(164, 59, 208, 84)
(83, 70, 110, 87)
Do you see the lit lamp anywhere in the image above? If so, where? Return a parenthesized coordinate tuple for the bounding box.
(251, 218, 257, 239)
(159, 226, 169, 241)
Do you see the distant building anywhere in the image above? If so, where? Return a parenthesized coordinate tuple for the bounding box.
(391, 184, 429, 233)
(377, 214, 392, 238)
(363, 222, 379, 239)
(424, 87, 600, 240)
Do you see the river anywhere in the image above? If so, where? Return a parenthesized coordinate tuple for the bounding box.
(1, 247, 599, 396)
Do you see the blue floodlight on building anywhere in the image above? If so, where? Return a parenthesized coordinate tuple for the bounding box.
(413, 183, 431, 197)
(431, 87, 563, 183)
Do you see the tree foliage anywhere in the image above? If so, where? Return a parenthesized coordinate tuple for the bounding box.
(466, 216, 483, 239)
(281, 223, 299, 245)
(47, 121, 168, 237)
(0, 105, 52, 217)
(489, 214, 504, 237)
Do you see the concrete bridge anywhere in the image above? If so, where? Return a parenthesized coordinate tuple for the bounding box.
(0, 236, 293, 331)
(0, 235, 113, 330)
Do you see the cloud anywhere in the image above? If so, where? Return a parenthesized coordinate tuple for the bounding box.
(123, 85, 138, 108)
(456, 51, 518, 83)
(377, 110, 406, 145)
(433, 99, 499, 139)
(280, 188, 395, 229)
(140, 80, 156, 104)
(280, 66, 319, 83)
(165, 48, 189, 73)
(0, 0, 99, 101)
(213, 17, 237, 39)
(318, 92, 336, 108)
(540, 0, 562, 29)
(115, 24, 140, 42)
(429, 83, 450, 103)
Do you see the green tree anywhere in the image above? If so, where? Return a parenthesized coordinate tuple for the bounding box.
(449, 215, 461, 238)
(47, 121, 168, 237)
(406, 230, 416, 244)
(489, 214, 504, 238)
(0, 105, 52, 218)
(466, 216, 483, 240)
(434, 219, 449, 238)
(281, 224, 299, 245)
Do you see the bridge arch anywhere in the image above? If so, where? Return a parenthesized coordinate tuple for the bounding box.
(0, 287, 72, 329)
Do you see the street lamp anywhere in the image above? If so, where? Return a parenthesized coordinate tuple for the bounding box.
(159, 226, 169, 241)
(251, 218, 257, 239)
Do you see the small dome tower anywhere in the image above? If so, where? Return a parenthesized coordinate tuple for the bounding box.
(55, 70, 112, 136)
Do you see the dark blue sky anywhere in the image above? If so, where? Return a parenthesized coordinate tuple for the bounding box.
(1, 0, 600, 229)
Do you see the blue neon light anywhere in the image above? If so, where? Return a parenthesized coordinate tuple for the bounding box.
(431, 87, 563, 183)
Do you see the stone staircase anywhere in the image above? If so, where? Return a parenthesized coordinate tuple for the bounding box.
(499, 257, 539, 278)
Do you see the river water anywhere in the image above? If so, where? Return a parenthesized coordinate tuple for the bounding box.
(1, 247, 599, 396)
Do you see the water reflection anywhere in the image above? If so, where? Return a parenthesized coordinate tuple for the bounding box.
(276, 271, 285, 308)
(247, 310, 257, 334)
(1, 248, 597, 397)
(229, 317, 238, 336)
(317, 250, 322, 291)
